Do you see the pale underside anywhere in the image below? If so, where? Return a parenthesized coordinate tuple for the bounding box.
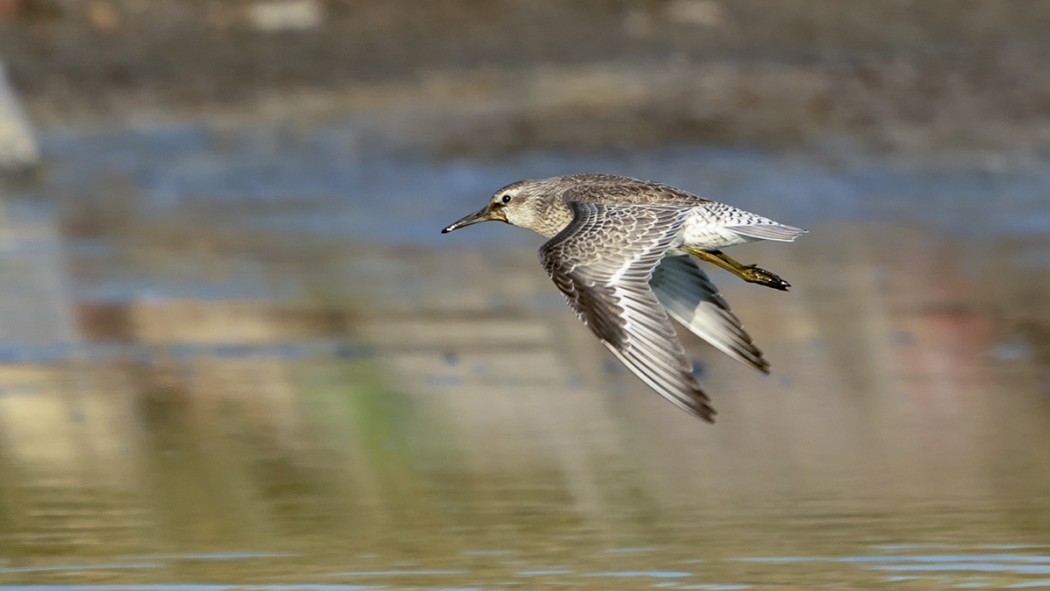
(538, 197, 801, 421)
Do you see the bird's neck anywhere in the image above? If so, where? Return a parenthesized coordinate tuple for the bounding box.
(531, 199, 574, 238)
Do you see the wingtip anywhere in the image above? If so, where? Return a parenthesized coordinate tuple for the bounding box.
(688, 388, 718, 423)
(748, 354, 772, 375)
(690, 400, 717, 423)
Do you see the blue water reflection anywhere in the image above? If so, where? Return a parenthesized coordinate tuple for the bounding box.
(0, 115, 1048, 591)
(27, 121, 1050, 252)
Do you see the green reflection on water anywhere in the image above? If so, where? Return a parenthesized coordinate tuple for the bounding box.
(1, 166, 1049, 590)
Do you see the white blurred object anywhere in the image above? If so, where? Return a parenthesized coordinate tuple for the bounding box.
(247, 0, 323, 32)
(0, 59, 40, 170)
(665, 0, 726, 27)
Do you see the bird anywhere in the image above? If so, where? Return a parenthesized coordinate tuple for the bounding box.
(441, 173, 805, 422)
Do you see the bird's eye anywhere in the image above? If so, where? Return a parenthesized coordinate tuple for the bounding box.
(501, 194, 512, 204)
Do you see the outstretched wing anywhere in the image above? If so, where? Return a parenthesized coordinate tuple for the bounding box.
(539, 201, 715, 422)
(651, 255, 769, 373)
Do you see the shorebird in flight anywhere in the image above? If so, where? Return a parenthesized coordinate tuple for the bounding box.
(442, 174, 805, 422)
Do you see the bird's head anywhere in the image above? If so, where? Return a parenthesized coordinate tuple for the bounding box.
(441, 180, 552, 234)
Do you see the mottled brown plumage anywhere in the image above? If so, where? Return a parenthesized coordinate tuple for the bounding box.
(442, 174, 805, 422)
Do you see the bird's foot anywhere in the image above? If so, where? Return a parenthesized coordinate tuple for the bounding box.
(686, 248, 791, 291)
(739, 264, 790, 291)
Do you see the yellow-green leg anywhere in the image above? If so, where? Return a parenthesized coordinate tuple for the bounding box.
(685, 247, 791, 291)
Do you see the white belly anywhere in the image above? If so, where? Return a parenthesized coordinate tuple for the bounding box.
(679, 224, 754, 249)
(668, 204, 777, 252)
(660, 201, 804, 257)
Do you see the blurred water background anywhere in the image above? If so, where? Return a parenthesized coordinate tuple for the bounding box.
(0, 1, 1049, 589)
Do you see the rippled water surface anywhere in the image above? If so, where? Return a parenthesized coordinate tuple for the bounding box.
(0, 119, 1048, 589)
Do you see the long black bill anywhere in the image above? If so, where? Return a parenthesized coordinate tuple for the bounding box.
(441, 206, 493, 233)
